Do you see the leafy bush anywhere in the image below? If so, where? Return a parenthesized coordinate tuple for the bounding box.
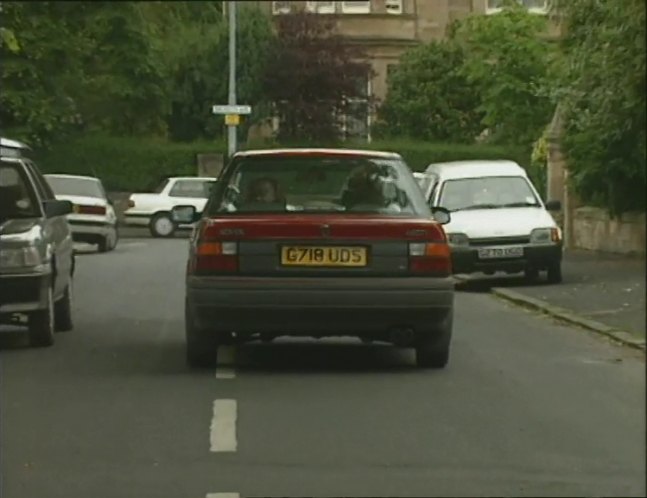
(33, 135, 530, 193)
(34, 135, 225, 192)
(551, 0, 646, 215)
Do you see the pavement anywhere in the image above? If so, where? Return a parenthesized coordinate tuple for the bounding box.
(454, 249, 646, 351)
(1, 238, 645, 497)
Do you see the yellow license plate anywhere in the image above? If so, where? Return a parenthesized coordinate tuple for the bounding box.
(281, 246, 367, 267)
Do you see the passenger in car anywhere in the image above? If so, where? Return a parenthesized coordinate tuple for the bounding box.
(341, 166, 386, 209)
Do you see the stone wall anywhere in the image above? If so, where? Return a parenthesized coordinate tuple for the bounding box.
(572, 207, 646, 256)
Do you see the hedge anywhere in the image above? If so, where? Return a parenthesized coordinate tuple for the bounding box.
(34, 134, 530, 192)
(34, 134, 226, 192)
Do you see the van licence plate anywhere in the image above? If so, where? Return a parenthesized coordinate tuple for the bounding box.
(477, 246, 524, 259)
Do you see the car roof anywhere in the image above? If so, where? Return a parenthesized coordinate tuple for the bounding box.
(233, 148, 402, 159)
(167, 176, 218, 181)
(45, 173, 102, 182)
(424, 160, 526, 180)
(1, 137, 31, 159)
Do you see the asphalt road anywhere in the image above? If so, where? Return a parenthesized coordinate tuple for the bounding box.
(1, 239, 645, 498)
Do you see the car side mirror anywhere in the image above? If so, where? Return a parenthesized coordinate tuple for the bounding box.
(172, 205, 199, 224)
(431, 207, 450, 225)
(43, 199, 73, 218)
(545, 200, 562, 211)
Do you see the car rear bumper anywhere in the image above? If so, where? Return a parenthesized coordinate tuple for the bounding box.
(187, 276, 454, 335)
(451, 243, 562, 274)
(69, 220, 114, 239)
(0, 271, 51, 315)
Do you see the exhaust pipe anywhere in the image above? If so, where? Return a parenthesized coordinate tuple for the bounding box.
(388, 327, 415, 347)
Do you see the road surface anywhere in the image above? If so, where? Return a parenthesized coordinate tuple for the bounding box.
(1, 239, 644, 497)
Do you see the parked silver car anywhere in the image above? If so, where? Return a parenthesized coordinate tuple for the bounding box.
(0, 137, 75, 346)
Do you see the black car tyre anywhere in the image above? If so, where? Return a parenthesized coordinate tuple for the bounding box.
(150, 213, 176, 238)
(29, 286, 55, 347)
(547, 261, 563, 284)
(415, 310, 453, 369)
(54, 281, 74, 332)
(98, 236, 109, 253)
(185, 302, 218, 368)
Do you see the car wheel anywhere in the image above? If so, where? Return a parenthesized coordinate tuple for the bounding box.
(29, 286, 55, 347)
(54, 280, 74, 332)
(98, 236, 109, 253)
(185, 302, 218, 368)
(547, 261, 563, 284)
(415, 310, 453, 369)
(110, 225, 119, 250)
(150, 213, 176, 238)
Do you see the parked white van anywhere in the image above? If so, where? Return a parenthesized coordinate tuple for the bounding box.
(422, 160, 563, 283)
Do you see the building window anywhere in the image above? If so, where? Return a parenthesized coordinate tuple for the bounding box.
(340, 1, 371, 14)
(486, 0, 549, 15)
(385, 0, 403, 15)
(272, 1, 292, 15)
(306, 1, 336, 14)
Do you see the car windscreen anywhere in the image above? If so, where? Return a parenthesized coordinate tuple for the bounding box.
(46, 176, 105, 199)
(0, 160, 41, 221)
(208, 155, 432, 217)
(438, 175, 541, 212)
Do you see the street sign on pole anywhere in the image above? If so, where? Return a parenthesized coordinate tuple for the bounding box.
(212, 104, 252, 115)
(224, 114, 241, 126)
(227, 0, 237, 157)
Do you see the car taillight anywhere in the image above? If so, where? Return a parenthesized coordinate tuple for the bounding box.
(408, 242, 452, 276)
(78, 205, 106, 215)
(192, 241, 238, 274)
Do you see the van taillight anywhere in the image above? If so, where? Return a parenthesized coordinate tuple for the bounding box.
(192, 241, 238, 274)
(408, 242, 452, 277)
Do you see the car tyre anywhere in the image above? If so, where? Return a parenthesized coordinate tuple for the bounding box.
(547, 261, 563, 284)
(150, 213, 176, 238)
(98, 236, 109, 253)
(54, 281, 74, 332)
(29, 286, 55, 347)
(415, 310, 453, 369)
(185, 302, 218, 368)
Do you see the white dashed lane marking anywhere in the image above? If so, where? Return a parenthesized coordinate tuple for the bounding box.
(206, 493, 240, 498)
(210, 399, 238, 452)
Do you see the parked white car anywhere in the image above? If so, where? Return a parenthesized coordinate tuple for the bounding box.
(422, 160, 564, 283)
(45, 174, 119, 253)
(124, 176, 217, 237)
(413, 172, 436, 199)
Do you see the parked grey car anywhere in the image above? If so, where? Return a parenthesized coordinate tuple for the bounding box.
(0, 137, 75, 347)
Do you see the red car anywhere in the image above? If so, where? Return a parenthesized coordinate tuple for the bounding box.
(173, 148, 454, 368)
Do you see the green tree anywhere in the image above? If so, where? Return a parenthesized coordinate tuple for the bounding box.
(451, 2, 554, 147)
(264, 12, 374, 143)
(0, 2, 88, 145)
(551, 0, 646, 214)
(375, 41, 483, 143)
(163, 6, 275, 142)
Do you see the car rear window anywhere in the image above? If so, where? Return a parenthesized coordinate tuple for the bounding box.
(207, 155, 431, 217)
(46, 176, 105, 199)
